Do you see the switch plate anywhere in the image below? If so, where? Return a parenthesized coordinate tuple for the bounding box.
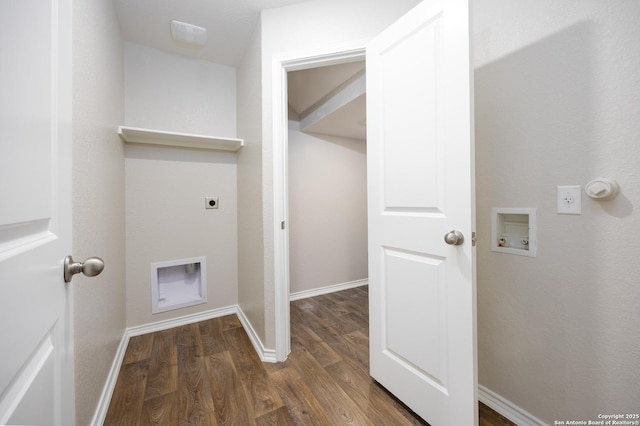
(205, 196, 219, 209)
(557, 185, 581, 215)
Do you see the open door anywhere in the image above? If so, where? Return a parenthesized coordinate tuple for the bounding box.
(366, 0, 477, 424)
(0, 0, 74, 424)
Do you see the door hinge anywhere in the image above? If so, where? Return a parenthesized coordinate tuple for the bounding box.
(281, 221, 285, 230)
(472, 232, 476, 247)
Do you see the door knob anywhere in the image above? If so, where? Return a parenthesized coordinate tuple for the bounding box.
(64, 255, 105, 283)
(444, 230, 464, 246)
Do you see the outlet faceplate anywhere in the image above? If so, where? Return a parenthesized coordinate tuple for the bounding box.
(205, 196, 219, 209)
(557, 185, 581, 215)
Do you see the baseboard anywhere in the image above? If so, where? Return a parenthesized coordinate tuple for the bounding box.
(236, 306, 277, 363)
(127, 305, 238, 337)
(479, 385, 548, 426)
(91, 304, 240, 425)
(90, 331, 130, 426)
(289, 278, 368, 301)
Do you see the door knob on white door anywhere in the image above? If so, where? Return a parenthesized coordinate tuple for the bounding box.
(63, 255, 104, 283)
(444, 230, 464, 246)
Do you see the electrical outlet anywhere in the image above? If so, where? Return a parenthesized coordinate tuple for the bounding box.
(557, 185, 581, 215)
(205, 196, 219, 209)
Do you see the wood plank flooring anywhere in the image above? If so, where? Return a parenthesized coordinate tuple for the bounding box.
(105, 286, 515, 425)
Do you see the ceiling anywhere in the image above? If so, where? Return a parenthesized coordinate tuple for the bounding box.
(288, 61, 366, 141)
(114, 0, 311, 66)
(114, 0, 365, 141)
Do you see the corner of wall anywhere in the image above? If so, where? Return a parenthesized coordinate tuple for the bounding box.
(236, 20, 267, 347)
(72, 0, 126, 424)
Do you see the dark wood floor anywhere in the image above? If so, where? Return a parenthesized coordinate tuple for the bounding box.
(105, 286, 515, 425)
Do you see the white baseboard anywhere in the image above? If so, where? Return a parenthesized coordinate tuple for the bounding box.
(90, 304, 240, 426)
(289, 278, 368, 301)
(236, 307, 277, 363)
(90, 331, 130, 426)
(127, 305, 238, 337)
(479, 385, 548, 426)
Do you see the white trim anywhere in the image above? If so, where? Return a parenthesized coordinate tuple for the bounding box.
(289, 279, 368, 301)
(272, 40, 368, 363)
(90, 304, 240, 426)
(272, 39, 370, 72)
(478, 385, 549, 426)
(272, 52, 290, 361)
(236, 307, 277, 363)
(90, 330, 130, 426)
(128, 305, 237, 337)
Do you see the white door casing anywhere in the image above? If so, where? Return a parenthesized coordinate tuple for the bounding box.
(367, 0, 477, 425)
(0, 0, 74, 424)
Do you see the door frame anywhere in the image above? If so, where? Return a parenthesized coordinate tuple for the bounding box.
(271, 40, 368, 361)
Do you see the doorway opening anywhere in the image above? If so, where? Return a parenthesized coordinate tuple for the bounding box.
(271, 44, 367, 361)
(286, 60, 367, 301)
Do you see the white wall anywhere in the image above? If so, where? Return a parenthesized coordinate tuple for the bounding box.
(72, 1, 125, 424)
(236, 23, 266, 343)
(474, 0, 640, 422)
(124, 42, 236, 136)
(288, 123, 367, 294)
(256, 0, 421, 351)
(124, 43, 238, 327)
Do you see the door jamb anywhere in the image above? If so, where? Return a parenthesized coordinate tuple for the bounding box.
(271, 42, 367, 361)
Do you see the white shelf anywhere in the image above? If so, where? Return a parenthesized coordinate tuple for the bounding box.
(118, 126, 243, 152)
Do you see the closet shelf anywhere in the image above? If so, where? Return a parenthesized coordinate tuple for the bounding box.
(118, 126, 243, 152)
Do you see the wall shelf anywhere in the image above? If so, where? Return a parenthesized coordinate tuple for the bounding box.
(118, 125, 243, 152)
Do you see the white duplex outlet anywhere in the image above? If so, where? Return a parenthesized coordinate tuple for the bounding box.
(557, 185, 581, 215)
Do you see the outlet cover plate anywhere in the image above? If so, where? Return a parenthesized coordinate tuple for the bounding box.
(205, 196, 219, 209)
(557, 185, 581, 215)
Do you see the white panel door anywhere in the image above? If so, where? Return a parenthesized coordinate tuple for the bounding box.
(0, 0, 74, 424)
(367, 0, 476, 424)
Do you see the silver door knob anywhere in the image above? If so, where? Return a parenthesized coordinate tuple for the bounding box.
(444, 230, 464, 246)
(64, 255, 105, 283)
